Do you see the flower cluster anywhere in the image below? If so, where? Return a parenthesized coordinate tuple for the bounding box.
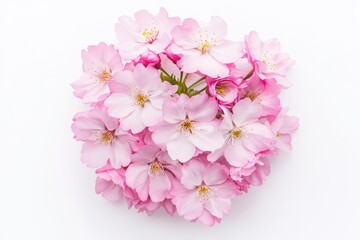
(71, 8, 299, 226)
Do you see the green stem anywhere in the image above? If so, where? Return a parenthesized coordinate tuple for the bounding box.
(179, 71, 184, 83)
(183, 73, 189, 83)
(188, 76, 206, 89)
(159, 67, 171, 77)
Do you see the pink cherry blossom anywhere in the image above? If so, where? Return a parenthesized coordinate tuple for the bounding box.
(135, 50, 160, 68)
(134, 198, 176, 216)
(72, 9, 299, 226)
(71, 109, 138, 168)
(125, 145, 181, 202)
(271, 108, 299, 152)
(244, 31, 294, 87)
(95, 162, 127, 201)
(230, 155, 270, 186)
(207, 77, 239, 106)
(171, 17, 242, 77)
(240, 75, 281, 116)
(104, 64, 175, 134)
(71, 43, 123, 103)
(115, 8, 180, 61)
(171, 160, 236, 226)
(208, 99, 274, 167)
(151, 94, 224, 162)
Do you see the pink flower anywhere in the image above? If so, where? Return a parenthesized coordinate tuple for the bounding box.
(244, 31, 294, 87)
(208, 99, 274, 167)
(171, 17, 242, 77)
(71, 43, 123, 103)
(207, 77, 239, 106)
(115, 8, 180, 61)
(71, 109, 138, 168)
(164, 45, 181, 63)
(151, 94, 224, 162)
(230, 155, 270, 186)
(134, 198, 176, 216)
(240, 75, 281, 116)
(125, 145, 181, 202)
(104, 64, 174, 134)
(135, 50, 160, 68)
(95, 163, 127, 201)
(171, 160, 236, 226)
(271, 108, 299, 151)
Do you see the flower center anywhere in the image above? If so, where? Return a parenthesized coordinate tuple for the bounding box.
(201, 41, 211, 54)
(261, 50, 278, 72)
(196, 185, 213, 202)
(246, 91, 257, 101)
(142, 26, 159, 44)
(148, 161, 165, 178)
(180, 119, 194, 133)
(195, 30, 217, 54)
(215, 85, 226, 95)
(134, 93, 149, 107)
(99, 130, 115, 144)
(231, 128, 242, 139)
(99, 70, 112, 83)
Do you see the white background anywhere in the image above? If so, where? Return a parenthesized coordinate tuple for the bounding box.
(1, 0, 359, 239)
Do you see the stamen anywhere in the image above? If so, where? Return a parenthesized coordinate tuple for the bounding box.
(148, 161, 165, 178)
(142, 26, 159, 44)
(97, 130, 115, 144)
(99, 70, 112, 83)
(179, 119, 194, 134)
(246, 91, 257, 101)
(231, 128, 242, 139)
(196, 185, 213, 202)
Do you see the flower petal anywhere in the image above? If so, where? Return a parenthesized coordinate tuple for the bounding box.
(81, 142, 109, 168)
(149, 175, 172, 202)
(167, 134, 196, 162)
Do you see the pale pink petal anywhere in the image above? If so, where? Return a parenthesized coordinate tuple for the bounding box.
(102, 185, 123, 201)
(132, 145, 159, 163)
(204, 197, 231, 218)
(109, 140, 131, 168)
(120, 107, 145, 134)
(162, 95, 187, 124)
(141, 103, 162, 127)
(186, 94, 218, 122)
(173, 190, 203, 220)
(81, 142, 109, 168)
(151, 124, 179, 147)
(125, 164, 149, 188)
(232, 98, 263, 125)
(172, 18, 200, 49)
(104, 93, 134, 118)
(167, 134, 196, 162)
(242, 123, 274, 153)
(202, 163, 228, 186)
(181, 160, 205, 189)
(190, 122, 224, 152)
(136, 177, 150, 201)
(207, 144, 226, 163)
(213, 181, 237, 198)
(149, 175, 172, 202)
(224, 143, 255, 167)
(95, 178, 112, 194)
(197, 209, 218, 226)
(211, 40, 242, 63)
(180, 52, 229, 77)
